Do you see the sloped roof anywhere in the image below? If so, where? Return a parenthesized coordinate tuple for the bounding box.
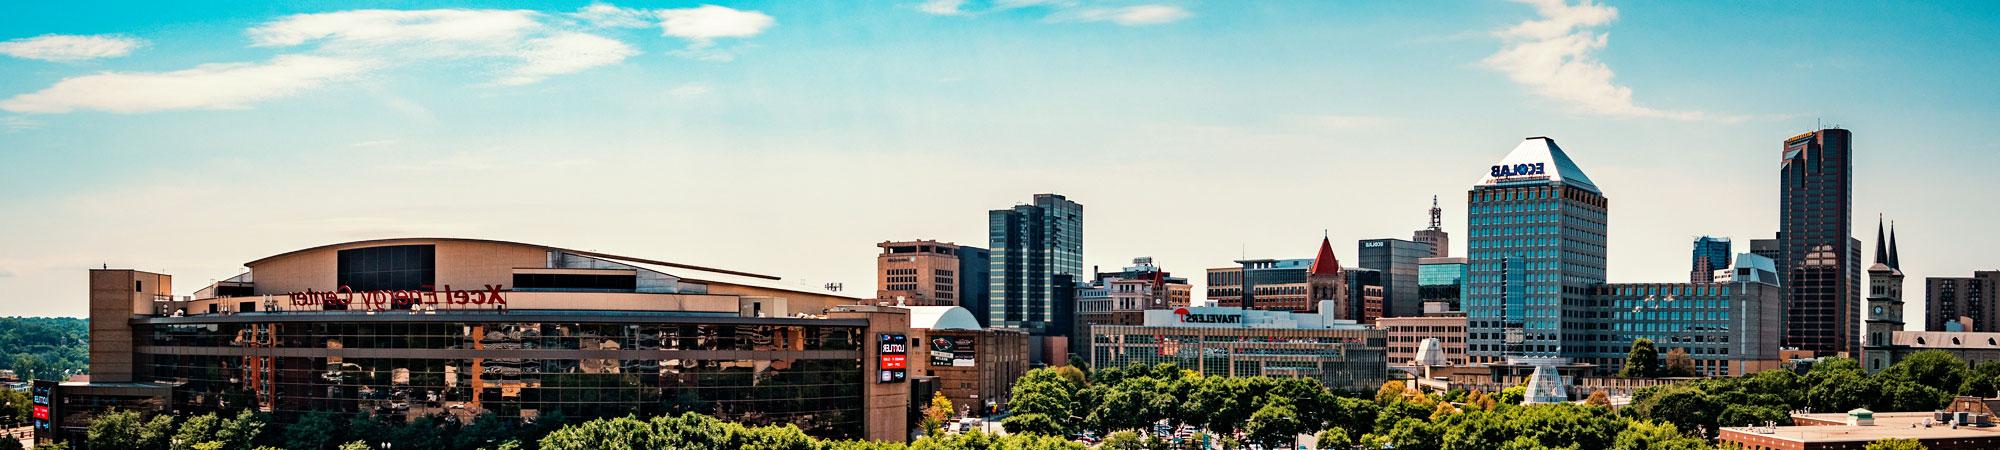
(1309, 237, 1342, 276)
(1476, 137, 1600, 194)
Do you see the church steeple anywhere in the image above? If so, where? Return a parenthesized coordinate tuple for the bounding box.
(1309, 235, 1342, 276)
(1889, 221, 1901, 270)
(1874, 215, 1889, 266)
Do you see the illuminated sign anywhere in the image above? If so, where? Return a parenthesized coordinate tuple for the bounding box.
(929, 336, 977, 367)
(877, 333, 908, 383)
(287, 285, 507, 312)
(1490, 162, 1547, 178)
(32, 380, 54, 444)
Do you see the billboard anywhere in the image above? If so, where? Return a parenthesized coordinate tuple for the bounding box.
(878, 333, 908, 383)
(929, 335, 977, 367)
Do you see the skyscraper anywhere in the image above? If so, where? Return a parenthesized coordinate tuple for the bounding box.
(957, 245, 992, 327)
(1690, 236, 1733, 283)
(1414, 196, 1451, 258)
(989, 193, 1083, 336)
(1779, 128, 1861, 356)
(1359, 238, 1432, 318)
(1465, 137, 1608, 364)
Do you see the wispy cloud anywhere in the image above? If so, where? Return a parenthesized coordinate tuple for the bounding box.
(921, 1, 1191, 26)
(1480, 0, 1708, 120)
(1049, 4, 1191, 26)
(0, 55, 376, 114)
(252, 8, 638, 86)
(0, 34, 146, 61)
(1, 116, 45, 132)
(669, 82, 713, 98)
(572, 4, 774, 61)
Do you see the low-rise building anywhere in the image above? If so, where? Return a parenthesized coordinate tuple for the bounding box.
(1378, 306, 1467, 368)
(903, 306, 1027, 417)
(1720, 400, 2000, 450)
(1087, 300, 1386, 390)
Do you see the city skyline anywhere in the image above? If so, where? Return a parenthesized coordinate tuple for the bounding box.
(5, 1, 2000, 319)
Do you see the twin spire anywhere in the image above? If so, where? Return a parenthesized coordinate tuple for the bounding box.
(1873, 214, 1902, 270)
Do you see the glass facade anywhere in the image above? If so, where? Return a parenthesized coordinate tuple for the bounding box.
(138, 318, 867, 438)
(988, 194, 1083, 334)
(1466, 140, 1609, 364)
(1089, 325, 1387, 391)
(1418, 261, 1467, 307)
(1690, 236, 1732, 282)
(1779, 129, 1859, 355)
(1358, 239, 1430, 318)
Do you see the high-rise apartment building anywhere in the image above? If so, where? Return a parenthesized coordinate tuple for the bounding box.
(1779, 128, 1861, 356)
(989, 194, 1083, 336)
(877, 240, 962, 306)
(1691, 236, 1733, 283)
(1414, 196, 1451, 258)
(1466, 137, 1609, 364)
(1864, 218, 1906, 372)
(1926, 272, 2000, 332)
(1359, 238, 1432, 319)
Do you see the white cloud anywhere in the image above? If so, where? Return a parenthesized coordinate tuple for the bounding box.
(499, 32, 638, 85)
(1, 116, 44, 132)
(1481, 0, 1706, 120)
(1055, 4, 1191, 26)
(249, 9, 543, 49)
(657, 6, 775, 41)
(572, 3, 655, 28)
(918, 0, 970, 16)
(0, 55, 375, 114)
(0, 34, 146, 61)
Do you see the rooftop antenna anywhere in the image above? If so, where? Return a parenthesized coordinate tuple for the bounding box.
(1428, 195, 1443, 231)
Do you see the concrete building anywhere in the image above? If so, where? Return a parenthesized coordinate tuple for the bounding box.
(1358, 238, 1432, 319)
(1583, 255, 1787, 377)
(1087, 301, 1387, 391)
(1864, 218, 1907, 373)
(877, 240, 963, 306)
(1074, 257, 1191, 356)
(1413, 196, 1451, 258)
(1927, 272, 2000, 333)
(1779, 128, 1862, 357)
(1692, 236, 1733, 283)
(1378, 310, 1468, 368)
(54, 238, 917, 443)
(903, 306, 1027, 418)
(988, 193, 1083, 337)
(1466, 137, 1609, 364)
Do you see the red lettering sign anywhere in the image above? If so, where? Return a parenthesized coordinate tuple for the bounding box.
(285, 285, 507, 312)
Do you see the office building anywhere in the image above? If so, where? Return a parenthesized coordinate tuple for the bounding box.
(1379, 311, 1468, 368)
(1778, 128, 1862, 356)
(54, 238, 915, 444)
(1582, 254, 1786, 377)
(1074, 257, 1191, 356)
(1347, 268, 1385, 324)
(1358, 238, 1432, 319)
(1466, 137, 1609, 364)
(957, 246, 992, 327)
(1208, 237, 1354, 315)
(1691, 236, 1733, 283)
(1087, 300, 1386, 390)
(1864, 218, 1907, 372)
(1413, 196, 1451, 258)
(1927, 272, 2000, 333)
(877, 240, 962, 306)
(904, 306, 1028, 416)
(988, 193, 1083, 336)
(1418, 257, 1468, 309)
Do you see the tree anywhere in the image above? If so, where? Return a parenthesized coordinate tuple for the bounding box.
(1962, 361, 2000, 397)
(335, 442, 370, 450)
(1004, 368, 1082, 436)
(1806, 369, 1874, 412)
(1717, 404, 1790, 428)
(1497, 385, 1526, 405)
(1879, 350, 1970, 394)
(455, 412, 513, 450)
(1620, 339, 1661, 378)
(1861, 438, 1928, 450)
(1872, 378, 1949, 412)
(1245, 398, 1304, 450)
(1609, 420, 1709, 450)
(1628, 384, 1718, 436)
(1313, 428, 1351, 450)
(284, 412, 341, 450)
(170, 413, 220, 450)
(921, 392, 955, 437)
(86, 410, 146, 450)
(0, 436, 21, 450)
(1585, 390, 1611, 408)
(1663, 348, 1698, 377)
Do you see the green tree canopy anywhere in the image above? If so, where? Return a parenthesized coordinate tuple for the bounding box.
(1620, 339, 1662, 378)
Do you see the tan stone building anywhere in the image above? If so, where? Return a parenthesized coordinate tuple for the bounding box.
(877, 240, 962, 306)
(1378, 311, 1468, 367)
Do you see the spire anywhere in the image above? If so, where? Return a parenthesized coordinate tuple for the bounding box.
(1309, 236, 1342, 276)
(1873, 214, 1889, 266)
(1889, 221, 1901, 270)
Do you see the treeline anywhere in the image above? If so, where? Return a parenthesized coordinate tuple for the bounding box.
(1626, 350, 2000, 437)
(0, 316, 88, 381)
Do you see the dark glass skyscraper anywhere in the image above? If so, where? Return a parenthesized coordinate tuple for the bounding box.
(1690, 236, 1732, 283)
(1779, 129, 1860, 356)
(1465, 137, 1608, 363)
(957, 245, 992, 327)
(1359, 238, 1432, 318)
(989, 193, 1083, 335)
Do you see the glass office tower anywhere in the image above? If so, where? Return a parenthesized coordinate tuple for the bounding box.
(1690, 236, 1733, 283)
(1418, 257, 1468, 309)
(1779, 129, 1860, 356)
(1465, 137, 1608, 364)
(988, 193, 1084, 335)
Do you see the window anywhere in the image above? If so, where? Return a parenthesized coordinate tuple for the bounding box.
(337, 245, 437, 292)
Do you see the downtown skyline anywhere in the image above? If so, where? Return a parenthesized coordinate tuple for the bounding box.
(3, 1, 2000, 318)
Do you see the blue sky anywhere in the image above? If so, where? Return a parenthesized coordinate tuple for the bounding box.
(1, 0, 1997, 320)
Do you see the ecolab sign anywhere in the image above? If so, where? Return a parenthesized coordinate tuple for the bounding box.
(1490, 162, 1547, 178)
